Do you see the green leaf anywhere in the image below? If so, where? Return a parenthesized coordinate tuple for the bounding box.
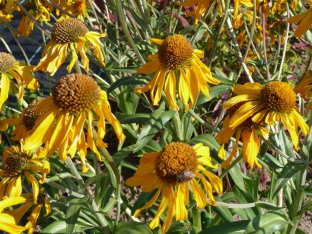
(115, 222, 153, 234)
(107, 23, 117, 45)
(41, 221, 67, 233)
(229, 161, 246, 193)
(233, 186, 257, 218)
(107, 76, 148, 94)
(84, 172, 110, 188)
(303, 182, 312, 197)
(116, 91, 139, 114)
(133, 109, 176, 152)
(272, 161, 304, 198)
(256, 202, 284, 211)
(66, 198, 83, 234)
(198, 220, 249, 234)
(167, 222, 192, 234)
(196, 85, 231, 106)
(211, 73, 236, 85)
(277, 129, 294, 158)
(114, 113, 150, 124)
(245, 211, 290, 234)
(212, 197, 234, 222)
(187, 134, 220, 151)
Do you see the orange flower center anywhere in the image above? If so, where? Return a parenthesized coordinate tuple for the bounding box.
(260, 81, 296, 113)
(155, 142, 197, 185)
(158, 34, 194, 70)
(52, 73, 101, 115)
(4, 152, 28, 177)
(0, 52, 15, 73)
(51, 18, 88, 43)
(74, 1, 86, 15)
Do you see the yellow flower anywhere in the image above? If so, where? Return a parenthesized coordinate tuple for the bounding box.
(217, 102, 269, 168)
(126, 142, 223, 233)
(287, 0, 312, 37)
(55, 0, 91, 20)
(233, 0, 253, 19)
(4, 97, 45, 141)
(224, 82, 309, 150)
(272, 0, 298, 15)
(0, 142, 50, 203)
(135, 34, 220, 111)
(256, 0, 269, 16)
(0, 0, 18, 25)
(177, 0, 214, 25)
(1, 190, 51, 234)
(0, 52, 39, 109)
(294, 72, 312, 109)
(233, 9, 253, 29)
(23, 74, 124, 172)
(34, 18, 106, 76)
(0, 195, 29, 234)
(17, 0, 53, 36)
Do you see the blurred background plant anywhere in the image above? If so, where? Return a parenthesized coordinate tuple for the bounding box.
(0, 0, 312, 233)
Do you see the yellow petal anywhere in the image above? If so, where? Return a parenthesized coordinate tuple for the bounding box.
(175, 185, 188, 221)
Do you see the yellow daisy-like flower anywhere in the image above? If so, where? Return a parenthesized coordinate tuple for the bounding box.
(287, 0, 312, 37)
(224, 81, 309, 150)
(177, 0, 214, 25)
(0, 195, 30, 234)
(34, 18, 106, 76)
(1, 190, 51, 234)
(23, 74, 124, 172)
(55, 0, 91, 20)
(294, 71, 312, 109)
(17, 0, 53, 36)
(233, 0, 253, 19)
(0, 0, 18, 25)
(135, 34, 220, 111)
(126, 142, 223, 233)
(0, 142, 50, 203)
(217, 102, 269, 168)
(0, 52, 40, 109)
(233, 9, 253, 29)
(4, 97, 45, 141)
(272, 0, 298, 15)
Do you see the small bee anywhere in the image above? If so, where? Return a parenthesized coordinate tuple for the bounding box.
(176, 170, 195, 182)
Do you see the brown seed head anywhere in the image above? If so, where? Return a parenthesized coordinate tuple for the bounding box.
(4, 152, 28, 177)
(51, 18, 88, 43)
(52, 73, 101, 115)
(261, 81, 296, 113)
(158, 34, 194, 70)
(0, 52, 15, 73)
(155, 142, 198, 185)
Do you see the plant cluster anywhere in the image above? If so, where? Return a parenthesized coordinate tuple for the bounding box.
(0, 0, 312, 233)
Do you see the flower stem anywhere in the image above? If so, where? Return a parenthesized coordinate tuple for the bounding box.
(172, 111, 184, 141)
(115, 0, 145, 64)
(91, 128, 121, 233)
(188, 109, 220, 133)
(192, 206, 202, 233)
(66, 157, 109, 228)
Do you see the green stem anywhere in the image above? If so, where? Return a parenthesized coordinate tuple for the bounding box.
(188, 109, 220, 133)
(208, 0, 229, 66)
(66, 157, 109, 228)
(92, 128, 121, 233)
(220, 154, 243, 179)
(115, 0, 145, 64)
(192, 206, 202, 233)
(172, 111, 184, 141)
